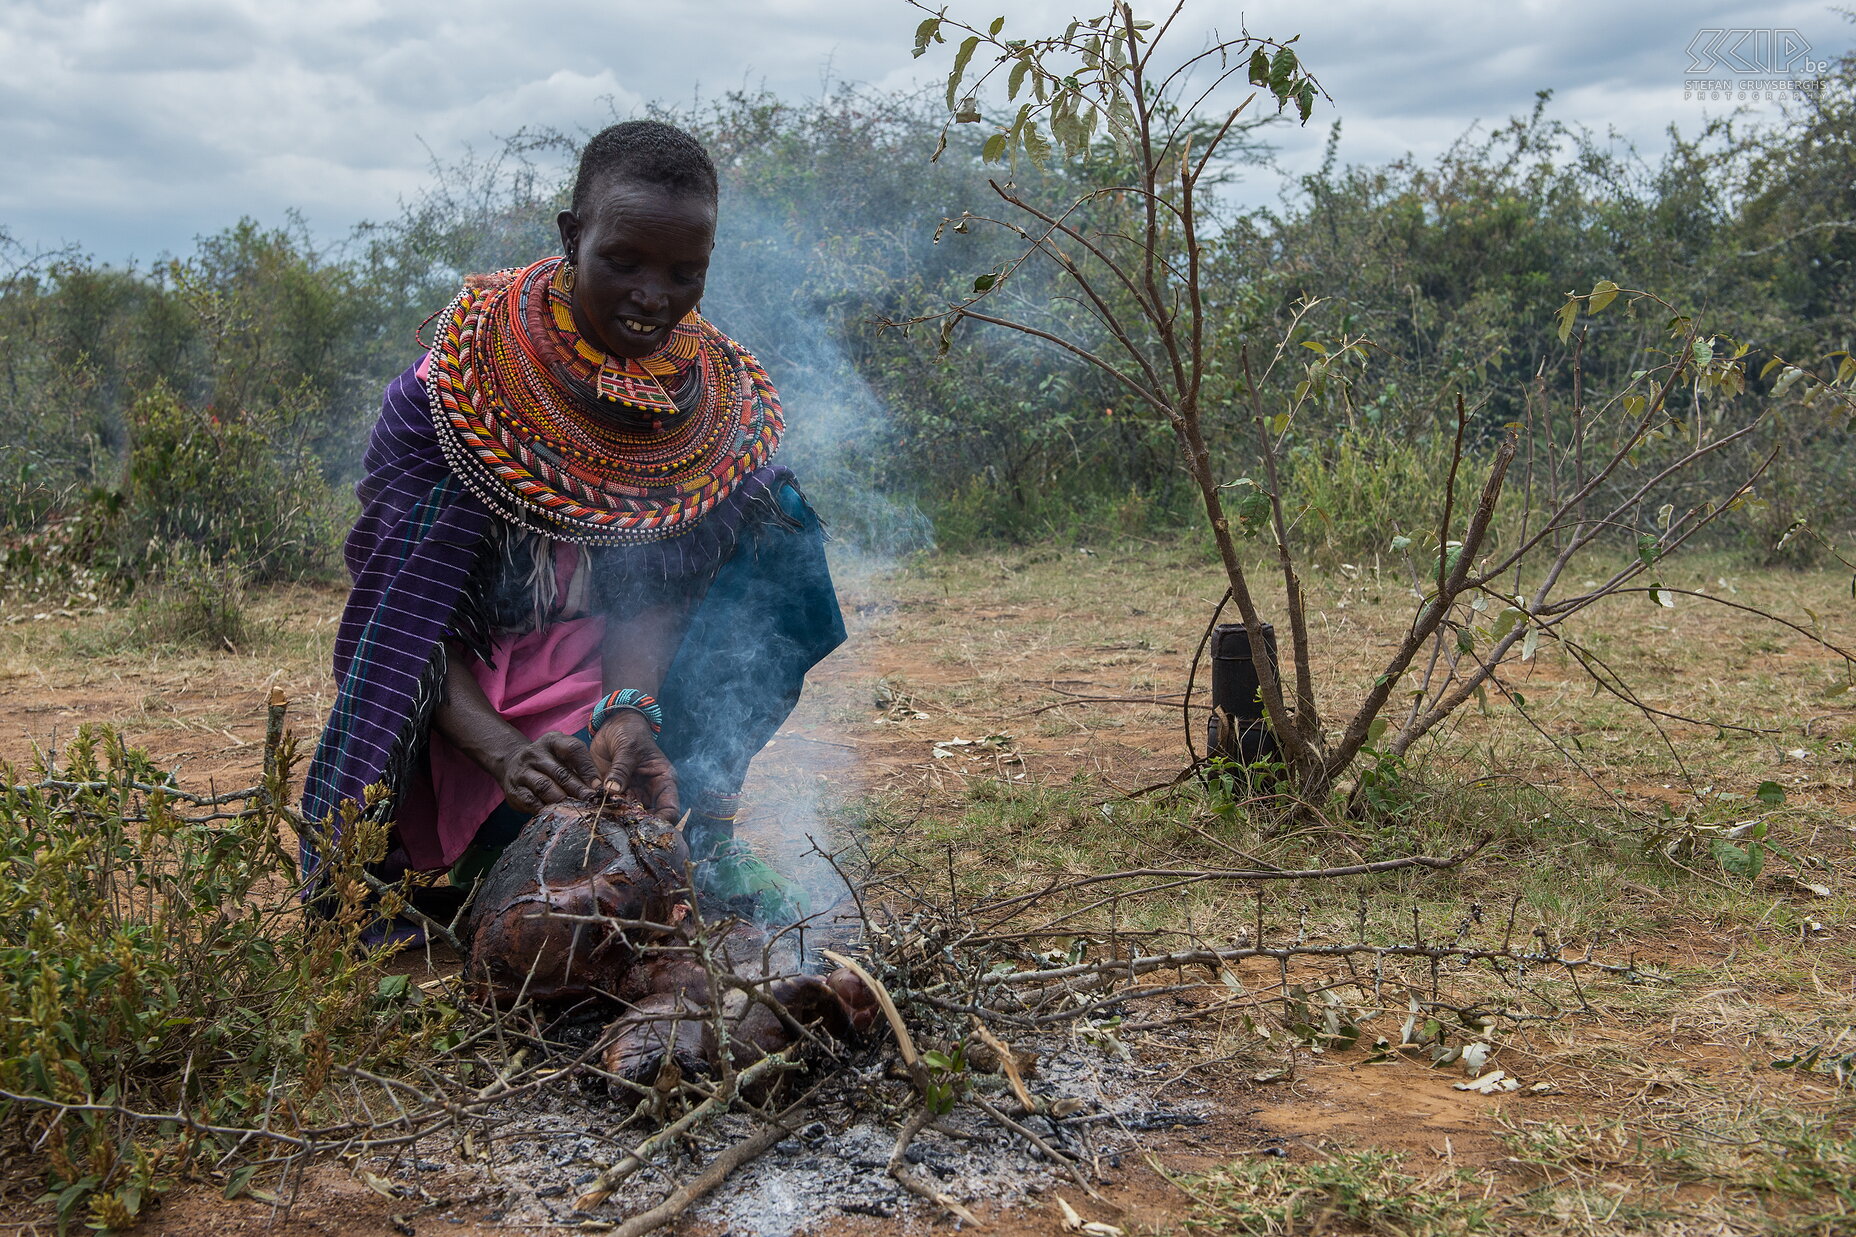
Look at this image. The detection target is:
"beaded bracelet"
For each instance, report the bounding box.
[589,688,664,736]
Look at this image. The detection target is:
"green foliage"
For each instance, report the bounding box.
[919,1043,969,1115]
[113,384,338,583]
[1282,425,1495,557]
[2,17,1854,560]
[0,729,433,1230]
[914,3,1316,170]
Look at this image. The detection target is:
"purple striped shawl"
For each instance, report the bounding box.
[301,361,791,868]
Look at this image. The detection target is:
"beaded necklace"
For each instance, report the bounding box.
[426,257,782,546]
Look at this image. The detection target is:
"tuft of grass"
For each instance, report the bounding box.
[1178,1150,1495,1236]
[71,545,268,654]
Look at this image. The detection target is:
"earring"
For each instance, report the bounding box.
[561,259,576,293]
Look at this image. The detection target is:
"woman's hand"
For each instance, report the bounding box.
[492,730,600,814]
[590,711,680,821]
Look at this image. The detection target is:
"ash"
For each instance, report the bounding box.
[391,1033,1201,1233]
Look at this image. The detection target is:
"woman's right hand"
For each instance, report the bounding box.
[491,730,600,814]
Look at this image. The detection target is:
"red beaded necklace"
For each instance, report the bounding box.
[426,257,782,545]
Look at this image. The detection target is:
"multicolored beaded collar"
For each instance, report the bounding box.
[425,257,783,546]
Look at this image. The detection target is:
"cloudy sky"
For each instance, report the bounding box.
[0,0,1845,265]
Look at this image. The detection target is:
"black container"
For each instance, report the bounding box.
[1206,622,1281,767]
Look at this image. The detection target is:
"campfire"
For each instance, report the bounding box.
[364,790,1637,1234]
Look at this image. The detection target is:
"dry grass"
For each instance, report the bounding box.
[0,539,1850,1233]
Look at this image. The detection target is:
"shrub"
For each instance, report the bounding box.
[1282,425,1498,558]
[0,729,438,1231]
[112,384,340,584]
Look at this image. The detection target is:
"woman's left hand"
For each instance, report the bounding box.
[590,711,680,821]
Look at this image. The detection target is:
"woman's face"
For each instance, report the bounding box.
[556,179,715,360]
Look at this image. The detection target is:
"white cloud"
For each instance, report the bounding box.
[0,0,1845,261]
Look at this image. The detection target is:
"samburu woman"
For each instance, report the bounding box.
[303,121,841,938]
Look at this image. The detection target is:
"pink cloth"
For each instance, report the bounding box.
[392,539,607,870]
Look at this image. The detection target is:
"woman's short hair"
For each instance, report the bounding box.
[571,120,718,215]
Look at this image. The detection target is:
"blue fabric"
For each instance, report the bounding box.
[463,482,845,852]
[302,359,811,874]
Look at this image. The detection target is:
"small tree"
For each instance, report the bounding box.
[902,1,1856,806]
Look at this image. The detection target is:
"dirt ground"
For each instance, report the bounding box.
[1,543,1852,1235]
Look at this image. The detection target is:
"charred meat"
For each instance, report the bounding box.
[462,797,876,1092]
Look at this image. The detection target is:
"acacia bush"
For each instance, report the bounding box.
[112,385,339,584]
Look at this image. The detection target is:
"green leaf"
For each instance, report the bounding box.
[1296,81,1315,123]
[913,16,941,59]
[1107,92,1135,145]
[1648,584,1675,608]
[224,1166,256,1201]
[1711,837,1765,879]
[1247,47,1270,86]
[1755,780,1786,807]
[982,132,1008,162]
[1522,626,1540,661]
[1456,627,1474,654]
[1268,46,1298,96]
[988,15,1005,35]
[1008,58,1030,100]
[1636,534,1659,568]
[1366,717,1388,742]
[1554,299,1578,344]
[1588,279,1620,313]
[922,1049,955,1072]
[948,35,981,109]
[1771,365,1806,398]
[1491,607,1525,640]
[1389,534,1413,553]
[1022,119,1052,167]
[972,272,997,293]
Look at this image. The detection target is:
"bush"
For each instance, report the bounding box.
[112,385,340,584]
[0,729,436,1231]
[1282,425,1505,559]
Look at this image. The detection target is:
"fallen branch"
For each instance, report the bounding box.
[574,1050,800,1209]
[972,1093,1103,1202]
[974,936,1652,991]
[599,1107,809,1237]
[821,948,924,1080]
[889,1108,983,1228]
[973,838,1489,921]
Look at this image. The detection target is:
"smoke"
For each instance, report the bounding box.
[695,193,936,915]
[393,107,964,912]
[705,198,936,563]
